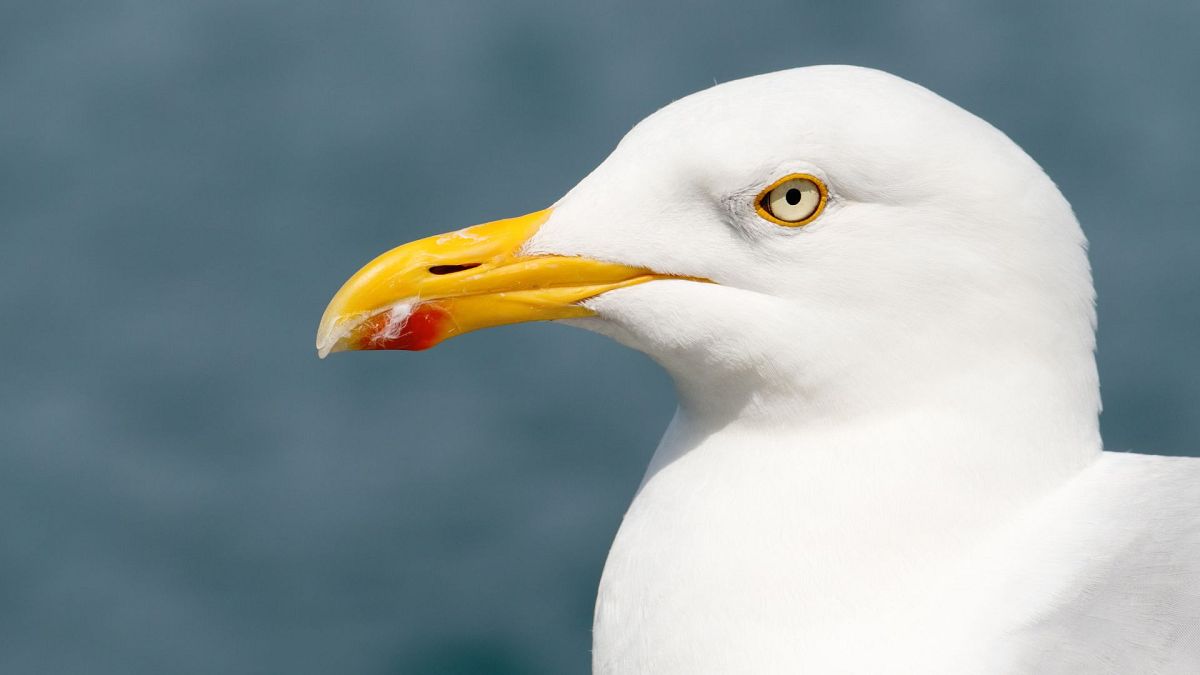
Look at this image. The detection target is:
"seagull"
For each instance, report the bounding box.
[317,66,1199,674]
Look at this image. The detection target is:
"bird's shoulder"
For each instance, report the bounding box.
[961,452,1200,674]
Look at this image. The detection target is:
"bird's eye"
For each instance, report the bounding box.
[755,174,827,226]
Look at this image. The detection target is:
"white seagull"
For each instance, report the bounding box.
[317,66,1200,674]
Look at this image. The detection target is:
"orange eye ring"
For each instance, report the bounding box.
[754,173,828,227]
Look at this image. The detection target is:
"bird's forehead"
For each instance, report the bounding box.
[659,70,930,135]
[605,67,968,189]
[580,67,1027,217]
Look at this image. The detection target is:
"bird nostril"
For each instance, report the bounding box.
[428,263,481,276]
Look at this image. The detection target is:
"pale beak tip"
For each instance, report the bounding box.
[315,314,353,360]
[315,338,336,360]
[316,334,353,360]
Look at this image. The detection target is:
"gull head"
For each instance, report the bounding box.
[318,65,1099,432]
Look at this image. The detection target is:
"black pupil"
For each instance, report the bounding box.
[785,188,803,205]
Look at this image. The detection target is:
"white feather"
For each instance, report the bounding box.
[521,66,1197,673]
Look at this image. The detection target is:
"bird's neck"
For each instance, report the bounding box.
[594,350,1101,671]
[651,292,1104,498]
[652,343,1102,532]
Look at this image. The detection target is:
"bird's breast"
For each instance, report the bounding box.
[591,431,948,673]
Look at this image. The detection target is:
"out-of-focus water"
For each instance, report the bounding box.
[2,1,1197,673]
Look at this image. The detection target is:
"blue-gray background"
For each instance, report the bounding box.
[3,1,1198,673]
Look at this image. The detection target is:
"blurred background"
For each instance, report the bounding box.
[2,1,1198,673]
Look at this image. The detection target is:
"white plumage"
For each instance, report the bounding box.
[512,66,1200,673]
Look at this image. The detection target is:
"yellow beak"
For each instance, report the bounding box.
[316,208,667,357]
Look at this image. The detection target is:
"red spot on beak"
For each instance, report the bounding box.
[356,303,451,352]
